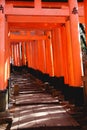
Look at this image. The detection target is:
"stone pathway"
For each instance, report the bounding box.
[10,72,80,130]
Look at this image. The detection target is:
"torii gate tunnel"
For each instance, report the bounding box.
[0,0,87,111]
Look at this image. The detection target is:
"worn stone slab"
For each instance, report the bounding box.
[10,73,81,130]
[15,93,59,106]
[12,105,81,130]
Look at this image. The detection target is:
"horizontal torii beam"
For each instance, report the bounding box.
[8,23,61,31]
[7,16,66,23]
[5,2,68,8]
[5,1,83,8]
[5,4,84,16]
[10,34,47,42]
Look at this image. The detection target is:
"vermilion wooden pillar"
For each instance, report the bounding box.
[52,29,58,76]
[42,40,46,73]
[16,44,18,66]
[26,42,30,67]
[68,0,82,86]
[61,24,68,85]
[65,19,75,86]
[45,31,54,76]
[28,41,32,67]
[5,19,10,86]
[56,27,64,77]
[21,42,26,66]
[52,28,62,77]
[11,44,14,65]
[10,44,12,64]
[16,44,20,66]
[5,22,11,110]
[43,40,46,73]
[33,40,39,70]
[0,1,5,90]
[29,41,33,68]
[13,44,16,66]
[52,27,64,77]
[14,44,17,66]
[18,43,22,66]
[37,40,46,73]
[31,40,36,69]
[19,42,22,66]
[34,0,41,8]
[0,0,9,111]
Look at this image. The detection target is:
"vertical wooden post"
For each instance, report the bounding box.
[26,42,30,68]
[31,40,36,69]
[19,42,22,66]
[65,19,75,86]
[43,40,46,73]
[22,42,26,66]
[5,19,9,83]
[35,41,40,70]
[52,29,58,76]
[68,0,82,86]
[51,27,64,90]
[0,0,5,90]
[45,31,54,76]
[56,27,64,77]
[61,24,68,85]
[26,42,29,67]
[29,41,33,68]
[34,0,41,9]
[14,44,17,66]
[16,44,20,66]
[18,43,21,66]
[12,44,13,65]
[0,0,9,112]
[28,41,32,67]
[34,41,38,69]
[5,21,10,109]
[11,44,14,65]
[52,28,63,77]
[37,40,46,72]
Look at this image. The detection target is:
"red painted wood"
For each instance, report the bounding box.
[68,0,82,86]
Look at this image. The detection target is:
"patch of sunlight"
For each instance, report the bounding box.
[17,99,32,102]
[33,112,49,117]
[48,110,66,114]
[19,114,34,120]
[34,105,44,107]
[20,110,33,114]
[13,117,19,123]
[34,106,48,110]
[66,108,71,112]
[11,125,18,130]
[20,105,33,109]
[19,120,36,127]
[36,117,50,123]
[48,105,63,109]
[19,112,49,120]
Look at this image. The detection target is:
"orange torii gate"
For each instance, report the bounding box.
[0,0,87,111]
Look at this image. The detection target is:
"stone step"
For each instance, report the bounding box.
[10,72,81,130]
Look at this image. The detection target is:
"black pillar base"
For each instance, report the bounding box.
[0,89,8,112]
